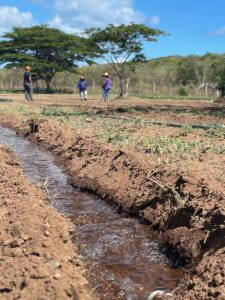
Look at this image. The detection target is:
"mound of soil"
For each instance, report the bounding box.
[0,114,225,299]
[0,144,91,300]
[176,248,225,299]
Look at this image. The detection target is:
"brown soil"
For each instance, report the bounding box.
[2,93,225,124]
[0,144,91,300]
[1,94,225,299]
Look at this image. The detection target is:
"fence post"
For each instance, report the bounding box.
[169,84,172,96]
[152,81,156,95]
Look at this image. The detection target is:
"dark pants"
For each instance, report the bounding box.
[24,83,34,101]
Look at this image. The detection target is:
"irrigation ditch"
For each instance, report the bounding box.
[0,114,225,299]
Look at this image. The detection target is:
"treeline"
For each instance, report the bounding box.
[1,53,224,98]
[1,24,225,98]
[79,53,224,97]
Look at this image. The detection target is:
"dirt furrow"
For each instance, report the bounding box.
[0,143,91,300]
[0,114,225,299]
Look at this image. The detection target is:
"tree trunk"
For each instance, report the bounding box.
[216,89,220,97]
[204,83,208,96]
[214,87,225,102]
[169,84,172,96]
[118,76,126,98]
[152,81,156,95]
[112,79,116,91]
[73,84,76,95]
[44,78,53,92]
[124,78,130,97]
[92,79,95,92]
[139,82,143,94]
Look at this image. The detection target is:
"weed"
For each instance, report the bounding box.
[42,107,65,117]
[200,143,225,154]
[178,125,193,137]
[0,105,38,118]
[95,130,131,144]
[177,86,188,96]
[205,128,225,140]
[79,243,87,253]
[41,107,98,118]
[215,171,225,183]
[17,106,36,116]
[213,146,225,154]
[139,137,198,155]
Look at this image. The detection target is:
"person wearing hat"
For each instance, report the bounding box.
[23,65,34,101]
[101,73,112,102]
[77,76,88,101]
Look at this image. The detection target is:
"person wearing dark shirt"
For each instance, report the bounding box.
[77,76,88,101]
[23,65,34,101]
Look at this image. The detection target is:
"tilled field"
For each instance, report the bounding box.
[1,94,225,299]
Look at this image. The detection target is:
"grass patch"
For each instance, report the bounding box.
[178,125,193,137]
[94,131,131,144]
[205,128,225,140]
[131,93,215,101]
[139,137,199,155]
[1,105,225,157]
[0,90,23,94]
[0,105,39,119]
[41,107,95,118]
[200,144,225,154]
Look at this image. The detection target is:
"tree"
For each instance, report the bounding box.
[86,23,166,98]
[0,25,100,91]
[177,56,201,86]
[210,54,225,98]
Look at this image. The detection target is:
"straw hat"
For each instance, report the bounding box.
[80,76,85,79]
[102,72,109,77]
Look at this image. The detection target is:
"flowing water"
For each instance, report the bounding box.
[0,126,182,299]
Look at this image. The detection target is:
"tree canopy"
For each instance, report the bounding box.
[210,54,225,97]
[86,23,167,97]
[0,25,100,90]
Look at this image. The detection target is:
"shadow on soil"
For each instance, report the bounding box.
[112,105,225,118]
[43,102,225,118]
[0,98,13,103]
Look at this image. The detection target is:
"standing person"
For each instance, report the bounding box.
[101,73,112,102]
[23,65,34,101]
[77,76,88,101]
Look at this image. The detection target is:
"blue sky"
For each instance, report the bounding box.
[0,0,225,59]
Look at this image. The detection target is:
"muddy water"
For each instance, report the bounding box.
[0,126,183,299]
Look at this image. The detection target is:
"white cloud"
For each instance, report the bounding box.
[212,26,225,36]
[0,1,157,37]
[49,15,81,34]
[0,6,34,35]
[150,16,160,26]
[49,0,145,33]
